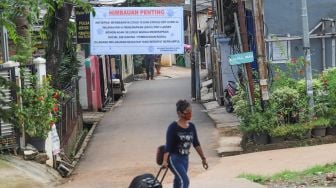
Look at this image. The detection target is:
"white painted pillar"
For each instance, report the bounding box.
[33,57,53,166]
[33,57,46,85]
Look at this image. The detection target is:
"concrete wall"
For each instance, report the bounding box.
[264,0,336,71]
[121,55,134,82]
[62,115,83,157]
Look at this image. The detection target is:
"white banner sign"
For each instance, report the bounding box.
[90,7,184,55]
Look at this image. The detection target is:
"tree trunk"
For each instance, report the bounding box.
[14,10,32,64]
[45,3,73,89]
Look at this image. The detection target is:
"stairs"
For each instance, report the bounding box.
[202,100,243,157]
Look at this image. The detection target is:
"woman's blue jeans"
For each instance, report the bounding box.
[169,154,189,188]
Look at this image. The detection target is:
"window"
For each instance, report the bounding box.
[267,35,291,64]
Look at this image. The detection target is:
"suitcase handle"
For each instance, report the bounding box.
[155,167,168,184]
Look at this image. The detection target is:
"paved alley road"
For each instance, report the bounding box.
[59,67,220,188]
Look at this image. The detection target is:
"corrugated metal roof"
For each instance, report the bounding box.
[89,0,212,12]
[155,0,212,12]
[89,0,127,5]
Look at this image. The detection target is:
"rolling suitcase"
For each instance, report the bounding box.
[129,167,168,188]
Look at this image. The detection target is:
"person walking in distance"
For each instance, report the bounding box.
[154,54,162,75]
[162,99,208,188]
[144,54,155,80]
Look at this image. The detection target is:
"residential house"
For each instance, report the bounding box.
[209,0,336,105]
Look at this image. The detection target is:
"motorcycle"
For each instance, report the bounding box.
[223,81,237,113]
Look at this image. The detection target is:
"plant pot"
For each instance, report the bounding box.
[253,133,269,145]
[270,136,285,143]
[326,127,336,135]
[311,127,326,137]
[27,137,45,152]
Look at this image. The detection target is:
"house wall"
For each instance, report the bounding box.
[197,13,209,33]
[264,0,336,71]
[264,0,336,35]
[78,51,88,109]
[62,114,83,157]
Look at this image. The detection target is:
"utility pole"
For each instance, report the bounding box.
[301,0,314,115]
[237,0,255,107]
[191,0,201,100]
[252,0,269,104]
[234,13,254,113]
[0,9,9,63]
[0,26,9,63]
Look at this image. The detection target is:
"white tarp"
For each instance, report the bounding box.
[51,124,60,155]
[90,7,184,55]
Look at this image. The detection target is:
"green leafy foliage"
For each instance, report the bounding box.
[240,163,336,185]
[241,111,276,135]
[309,117,330,128]
[127,0,157,6]
[234,55,336,138]
[320,68,336,117]
[270,123,311,139]
[0,2,18,44]
[238,174,266,184]
[233,84,277,135]
[40,0,92,88]
[271,57,305,90]
[58,21,81,88]
[270,86,306,124]
[14,76,64,139]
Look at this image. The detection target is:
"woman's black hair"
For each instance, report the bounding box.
[176,99,191,113]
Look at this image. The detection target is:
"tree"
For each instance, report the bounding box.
[41,0,91,88]
[0,0,91,126]
[127,0,156,6]
[0,1,20,124]
[2,0,91,83]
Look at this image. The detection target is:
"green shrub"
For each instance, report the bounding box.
[270,86,306,124]
[239,111,277,135]
[270,124,311,139]
[14,76,64,139]
[309,117,330,128]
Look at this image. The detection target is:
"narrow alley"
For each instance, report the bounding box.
[59,66,220,188]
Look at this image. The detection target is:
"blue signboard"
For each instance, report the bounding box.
[229,52,254,65]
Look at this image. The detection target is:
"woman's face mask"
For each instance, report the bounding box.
[183,111,192,120]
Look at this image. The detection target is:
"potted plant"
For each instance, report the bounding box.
[270,86,304,124]
[326,116,336,135]
[320,68,336,135]
[288,123,312,140]
[15,76,63,151]
[234,84,277,145]
[310,117,330,137]
[269,125,287,143]
[249,112,276,145]
[270,123,311,143]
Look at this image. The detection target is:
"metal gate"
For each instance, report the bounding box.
[0,67,16,149]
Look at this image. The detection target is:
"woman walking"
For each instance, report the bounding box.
[162,99,208,188]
